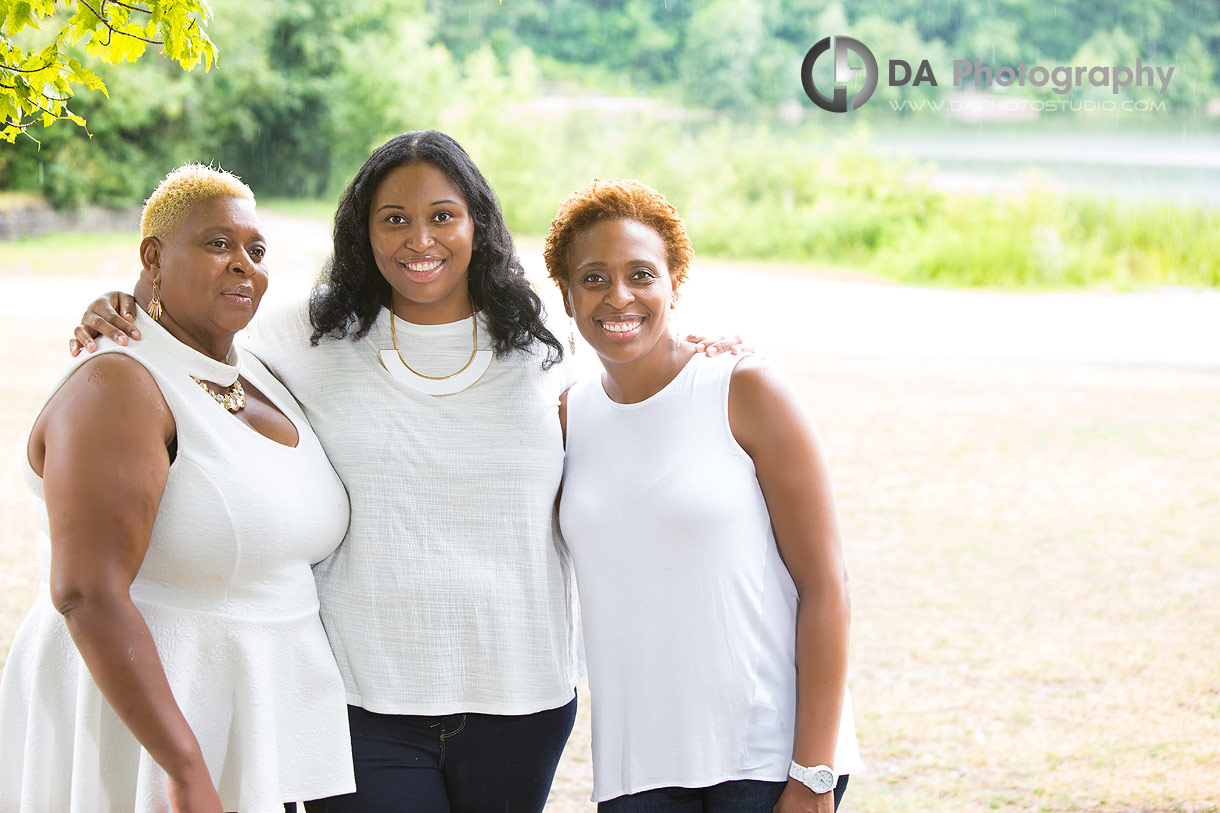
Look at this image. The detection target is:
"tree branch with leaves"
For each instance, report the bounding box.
[1,0,216,144]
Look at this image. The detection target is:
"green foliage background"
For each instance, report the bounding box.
[2,0,1218,288]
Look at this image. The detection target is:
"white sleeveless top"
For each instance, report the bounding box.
[0,310,355,812]
[560,352,864,801]
[246,298,581,715]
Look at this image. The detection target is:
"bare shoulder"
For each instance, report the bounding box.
[55,353,169,412]
[728,354,798,407]
[727,356,809,453]
[35,354,174,453]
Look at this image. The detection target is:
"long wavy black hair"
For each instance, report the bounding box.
[308,130,563,369]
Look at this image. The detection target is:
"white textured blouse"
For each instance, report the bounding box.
[247,297,581,715]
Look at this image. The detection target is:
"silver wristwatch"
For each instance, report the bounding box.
[789,760,835,794]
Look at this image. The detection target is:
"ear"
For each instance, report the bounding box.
[562,290,574,319]
[139,236,162,284]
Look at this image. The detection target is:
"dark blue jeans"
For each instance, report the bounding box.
[598,775,849,812]
[303,694,577,813]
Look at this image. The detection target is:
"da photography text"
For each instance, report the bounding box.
[801,35,1176,113]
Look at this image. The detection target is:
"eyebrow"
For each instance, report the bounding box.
[577,259,656,269]
[200,225,266,242]
[375,199,461,212]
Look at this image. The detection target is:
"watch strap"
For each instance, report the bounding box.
[789,760,836,793]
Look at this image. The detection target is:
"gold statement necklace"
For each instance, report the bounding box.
[380,311,494,397]
[192,377,246,413]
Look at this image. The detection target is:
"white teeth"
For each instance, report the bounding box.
[404,259,442,272]
[601,319,641,333]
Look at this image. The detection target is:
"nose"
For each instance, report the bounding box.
[231,249,253,274]
[604,277,634,309]
[405,221,435,250]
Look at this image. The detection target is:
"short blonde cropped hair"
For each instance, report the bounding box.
[140,163,255,240]
[543,178,693,300]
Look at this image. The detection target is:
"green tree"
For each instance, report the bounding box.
[679,0,766,110]
[1,0,216,143]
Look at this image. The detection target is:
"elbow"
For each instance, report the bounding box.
[840,566,852,621]
[49,579,89,619]
[795,564,851,622]
[49,576,124,622]
[824,566,852,625]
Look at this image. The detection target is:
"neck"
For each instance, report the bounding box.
[136,292,235,365]
[599,332,696,404]
[390,292,473,326]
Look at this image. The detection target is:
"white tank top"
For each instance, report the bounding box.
[560,352,863,801]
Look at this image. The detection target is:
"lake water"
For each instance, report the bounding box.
[854,118,1220,206]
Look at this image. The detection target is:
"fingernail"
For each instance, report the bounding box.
[131,329,141,339]
[115,334,128,345]
[707,346,719,355]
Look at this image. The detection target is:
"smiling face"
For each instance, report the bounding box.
[566,217,680,367]
[143,195,268,356]
[368,161,476,325]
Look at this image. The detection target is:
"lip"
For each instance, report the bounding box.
[594,314,646,342]
[221,285,255,306]
[397,256,445,284]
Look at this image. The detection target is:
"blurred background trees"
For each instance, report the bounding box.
[2,0,1218,287]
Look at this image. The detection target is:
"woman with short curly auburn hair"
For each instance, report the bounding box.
[543,177,693,301]
[549,178,864,812]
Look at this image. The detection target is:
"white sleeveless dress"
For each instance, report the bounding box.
[0,310,355,812]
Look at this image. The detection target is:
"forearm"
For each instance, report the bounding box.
[60,592,210,782]
[791,580,851,771]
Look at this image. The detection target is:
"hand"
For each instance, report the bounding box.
[686,332,753,357]
[167,766,223,813]
[773,779,835,813]
[69,292,142,356]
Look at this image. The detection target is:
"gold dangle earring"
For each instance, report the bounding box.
[148,279,163,322]
[568,317,576,354]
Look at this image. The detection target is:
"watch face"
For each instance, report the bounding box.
[811,768,835,793]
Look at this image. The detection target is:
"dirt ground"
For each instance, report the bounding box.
[1,226,1217,811]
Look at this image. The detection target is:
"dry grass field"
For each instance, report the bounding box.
[1,227,1217,811]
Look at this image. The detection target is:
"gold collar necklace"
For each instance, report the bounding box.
[390,307,478,380]
[380,311,494,397]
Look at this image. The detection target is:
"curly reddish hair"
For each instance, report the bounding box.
[543,178,694,299]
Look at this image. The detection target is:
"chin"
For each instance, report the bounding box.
[584,337,652,366]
